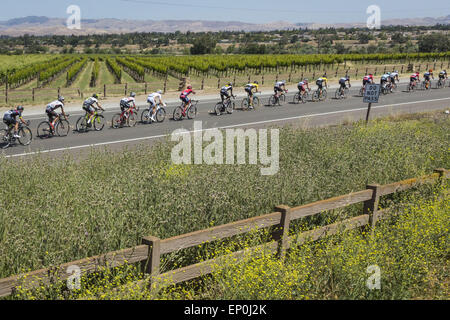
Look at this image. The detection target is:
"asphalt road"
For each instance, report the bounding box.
[2,82,450,159]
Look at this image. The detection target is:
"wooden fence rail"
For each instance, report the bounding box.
[0,168,447,297]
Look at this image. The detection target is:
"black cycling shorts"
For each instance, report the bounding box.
[3,116,16,126]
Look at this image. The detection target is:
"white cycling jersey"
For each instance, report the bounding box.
[84,97,98,107]
[47,100,64,111]
[275,81,285,88]
[381,74,390,80]
[147,92,162,105]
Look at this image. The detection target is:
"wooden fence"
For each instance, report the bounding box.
[0,168,448,297]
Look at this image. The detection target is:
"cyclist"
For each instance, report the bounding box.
[438,70,447,85]
[83,93,104,126]
[274,80,287,99]
[390,70,400,84]
[220,83,235,103]
[297,79,310,98]
[315,75,328,98]
[410,72,420,88]
[380,72,391,91]
[120,92,137,118]
[180,85,196,113]
[147,90,167,122]
[423,69,434,89]
[244,81,259,109]
[45,96,68,131]
[3,105,27,138]
[338,76,351,96]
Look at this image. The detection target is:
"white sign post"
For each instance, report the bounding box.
[363,84,380,123]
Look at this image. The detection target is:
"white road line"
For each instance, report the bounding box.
[3,96,450,159]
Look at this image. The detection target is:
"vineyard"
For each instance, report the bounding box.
[1,52,450,106]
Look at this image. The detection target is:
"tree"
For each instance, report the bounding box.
[190,34,217,55]
[418,33,450,52]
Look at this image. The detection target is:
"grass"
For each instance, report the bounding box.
[0,110,448,282]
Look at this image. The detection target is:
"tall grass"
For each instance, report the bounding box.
[0,112,448,280]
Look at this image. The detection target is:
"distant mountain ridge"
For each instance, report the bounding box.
[0,15,449,36]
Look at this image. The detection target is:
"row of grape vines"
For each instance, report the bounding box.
[66,57,88,86]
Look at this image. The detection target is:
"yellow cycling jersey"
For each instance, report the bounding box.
[245,83,259,92]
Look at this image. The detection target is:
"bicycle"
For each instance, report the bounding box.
[173,100,198,121]
[0,122,32,149]
[141,103,166,124]
[335,85,350,99]
[311,88,327,102]
[76,110,105,133]
[421,80,432,91]
[214,96,235,116]
[293,89,310,104]
[268,90,287,107]
[407,81,418,92]
[37,113,70,139]
[112,105,139,129]
[241,92,260,110]
[381,82,391,95]
[436,78,447,89]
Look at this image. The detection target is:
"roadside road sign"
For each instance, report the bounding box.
[363,84,381,104]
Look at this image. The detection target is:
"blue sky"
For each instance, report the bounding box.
[1,0,448,24]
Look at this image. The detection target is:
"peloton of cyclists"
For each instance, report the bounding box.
[45,96,68,131]
[83,93,105,126]
[147,90,167,122]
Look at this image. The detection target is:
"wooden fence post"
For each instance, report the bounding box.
[274,205,291,260]
[57,87,60,98]
[141,236,161,276]
[201,78,204,90]
[125,83,128,96]
[32,88,35,102]
[363,184,381,228]
[5,76,8,104]
[145,83,148,95]
[217,78,220,89]
[104,84,107,98]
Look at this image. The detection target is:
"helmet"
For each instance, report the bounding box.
[58,96,65,102]
[157,90,163,94]
[429,69,433,72]
[254,81,259,84]
[394,70,399,73]
[17,105,24,111]
[130,92,136,97]
[228,82,233,86]
[187,85,192,89]
[93,93,99,99]
[322,74,327,77]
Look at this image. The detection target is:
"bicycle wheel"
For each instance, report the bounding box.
[312,91,319,102]
[156,108,166,122]
[141,109,151,124]
[94,115,105,131]
[173,106,184,121]
[279,94,286,104]
[18,126,32,146]
[241,98,249,110]
[226,101,234,114]
[359,87,364,96]
[335,89,342,99]
[321,89,327,100]
[37,121,52,139]
[111,114,123,129]
[127,113,137,127]
[253,96,260,108]
[268,95,277,107]
[293,93,300,104]
[214,102,223,116]
[187,105,197,119]
[344,87,349,97]
[0,129,10,149]
[56,119,70,137]
[76,116,88,133]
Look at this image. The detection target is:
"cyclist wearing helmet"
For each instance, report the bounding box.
[244,81,259,109]
[120,92,137,117]
[83,93,104,126]
[147,90,166,122]
[410,72,420,87]
[45,96,68,131]
[3,106,27,138]
[363,74,374,86]
[274,80,287,99]
[297,79,310,96]
[339,76,351,93]
[315,75,328,97]
[390,70,399,84]
[220,83,235,103]
[180,85,196,110]
[439,70,447,81]
[423,70,434,89]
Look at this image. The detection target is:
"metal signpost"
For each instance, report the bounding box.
[363,84,381,123]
